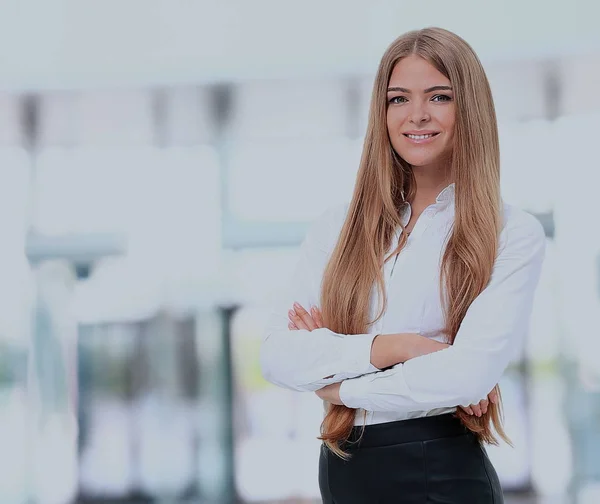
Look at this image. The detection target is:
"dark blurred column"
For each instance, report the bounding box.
[191,82,239,504]
[195,306,238,504]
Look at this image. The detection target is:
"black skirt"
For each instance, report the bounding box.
[319,413,504,504]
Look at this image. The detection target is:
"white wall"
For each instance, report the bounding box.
[0,0,599,90]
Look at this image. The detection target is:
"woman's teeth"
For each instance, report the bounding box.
[406,133,437,140]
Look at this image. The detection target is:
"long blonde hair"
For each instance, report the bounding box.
[318,27,507,459]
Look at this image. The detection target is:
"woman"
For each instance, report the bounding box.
[260,27,545,503]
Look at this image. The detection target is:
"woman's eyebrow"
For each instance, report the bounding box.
[387,85,453,93]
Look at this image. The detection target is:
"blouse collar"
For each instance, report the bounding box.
[435,183,455,203]
[400,182,455,212]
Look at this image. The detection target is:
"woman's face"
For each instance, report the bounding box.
[386,55,456,170]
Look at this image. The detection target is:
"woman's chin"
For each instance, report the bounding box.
[402,157,437,168]
[399,151,449,169]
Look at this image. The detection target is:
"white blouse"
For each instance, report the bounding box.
[260,183,546,426]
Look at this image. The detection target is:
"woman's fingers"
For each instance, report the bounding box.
[470,399,488,417]
[293,303,318,330]
[488,386,499,404]
[479,398,489,415]
[288,303,318,331]
[288,309,309,330]
[461,398,488,417]
[311,306,324,328]
[288,303,324,331]
[460,405,474,415]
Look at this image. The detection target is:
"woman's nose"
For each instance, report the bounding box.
[409,103,430,124]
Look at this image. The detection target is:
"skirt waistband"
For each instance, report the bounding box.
[344,413,470,449]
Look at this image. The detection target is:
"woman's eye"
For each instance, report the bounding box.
[432,94,452,102]
[389,96,407,104]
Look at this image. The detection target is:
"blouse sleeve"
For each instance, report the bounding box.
[260,204,380,392]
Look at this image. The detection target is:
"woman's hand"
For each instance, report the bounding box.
[460,386,498,417]
[288,302,324,331]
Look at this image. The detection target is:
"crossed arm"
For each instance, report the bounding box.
[288,303,496,417]
[260,205,546,416]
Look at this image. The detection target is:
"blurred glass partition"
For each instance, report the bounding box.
[553,113,600,504]
[0,146,33,503]
[77,322,138,498]
[29,261,80,504]
[196,307,236,504]
[78,313,194,500]
[230,304,323,503]
[564,362,600,502]
[77,308,235,503]
[0,340,29,503]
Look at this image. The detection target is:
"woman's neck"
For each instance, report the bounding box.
[410,177,452,212]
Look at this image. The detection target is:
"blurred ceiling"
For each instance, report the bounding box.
[0,0,599,90]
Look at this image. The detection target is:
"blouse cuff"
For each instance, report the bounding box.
[339,367,412,411]
[337,332,379,376]
[339,376,371,409]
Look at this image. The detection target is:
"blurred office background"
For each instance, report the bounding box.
[0,1,599,503]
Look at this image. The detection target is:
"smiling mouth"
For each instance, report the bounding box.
[403,133,440,140]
